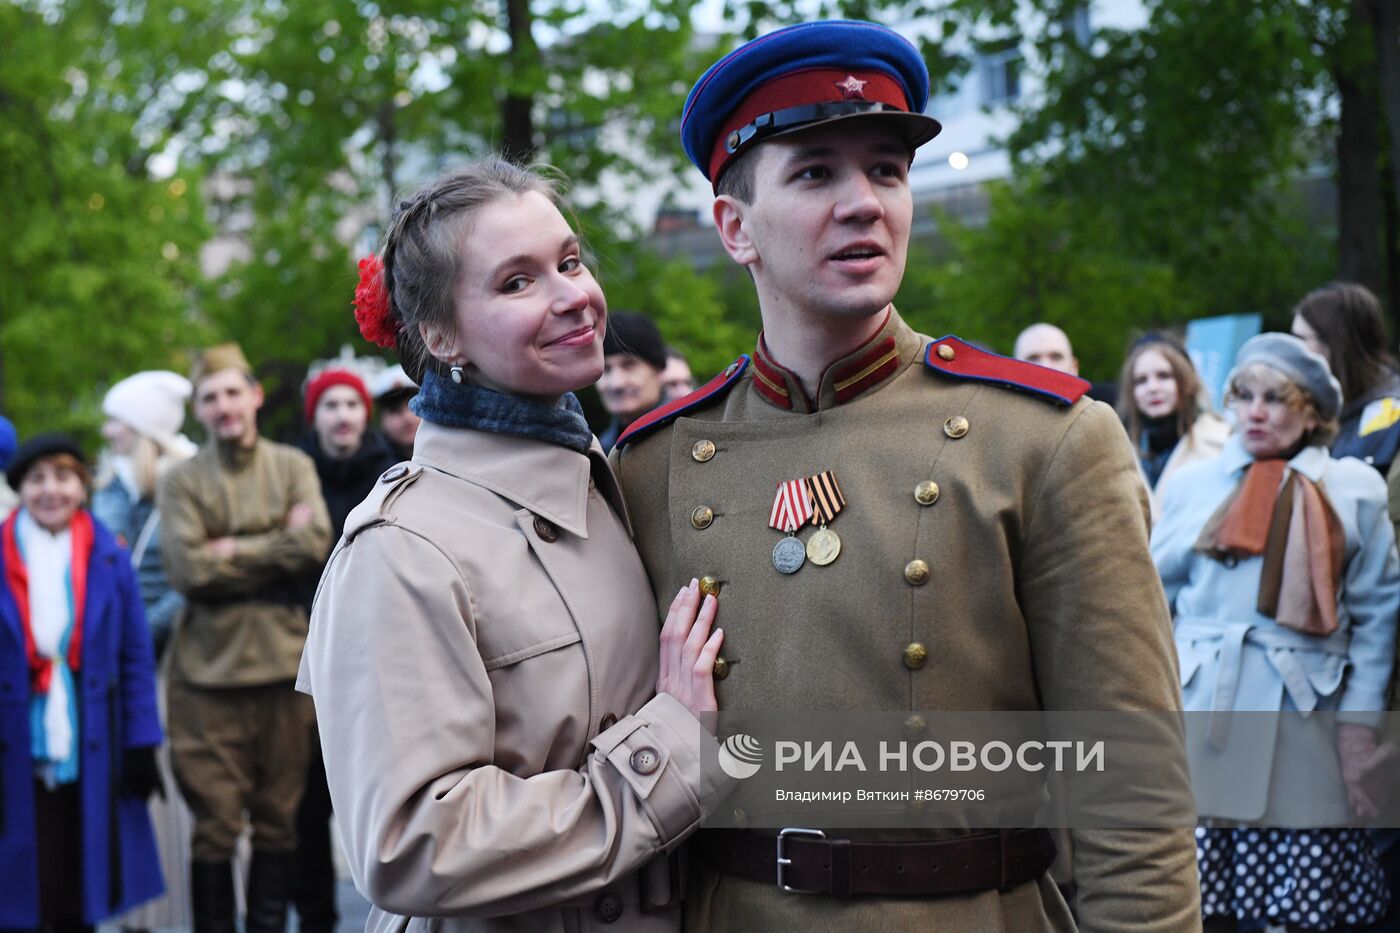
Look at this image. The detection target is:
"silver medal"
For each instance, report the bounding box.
[772,535,806,574]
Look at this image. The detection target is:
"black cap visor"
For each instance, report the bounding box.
[718,102,941,185]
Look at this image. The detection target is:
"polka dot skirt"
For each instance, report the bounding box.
[1196,826,1389,929]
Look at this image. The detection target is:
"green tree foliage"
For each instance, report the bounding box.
[919,0,1385,367]
[189,0,720,420]
[0,1,214,439]
[895,177,1182,381]
[2,0,721,439]
[7,0,1392,438]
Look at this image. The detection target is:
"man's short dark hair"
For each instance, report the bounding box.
[715,146,760,204]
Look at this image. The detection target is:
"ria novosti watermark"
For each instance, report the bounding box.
[695,711,1400,831]
[720,734,1104,779]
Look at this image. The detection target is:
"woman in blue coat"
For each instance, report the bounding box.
[0,434,164,931]
[1152,335,1400,931]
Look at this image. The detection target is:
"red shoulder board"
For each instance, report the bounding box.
[925,336,1089,407]
[615,355,750,450]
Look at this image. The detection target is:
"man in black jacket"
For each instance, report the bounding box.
[293,365,396,933]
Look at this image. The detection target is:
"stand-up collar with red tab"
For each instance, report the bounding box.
[751,307,920,413]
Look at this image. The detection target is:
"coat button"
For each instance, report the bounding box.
[629,746,661,775]
[903,642,929,670]
[380,465,408,483]
[533,516,559,542]
[691,439,716,462]
[698,575,721,598]
[943,415,969,439]
[712,657,730,680]
[691,506,714,530]
[914,481,940,506]
[594,891,624,924]
[937,344,956,361]
[904,559,930,586]
[599,713,618,731]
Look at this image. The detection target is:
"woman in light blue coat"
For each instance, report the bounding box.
[1152,333,1399,932]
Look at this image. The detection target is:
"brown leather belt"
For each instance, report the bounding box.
[695,827,1057,898]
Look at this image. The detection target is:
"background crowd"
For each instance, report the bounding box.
[2,276,1400,933]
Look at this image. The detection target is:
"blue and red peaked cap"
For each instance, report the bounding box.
[681,20,942,189]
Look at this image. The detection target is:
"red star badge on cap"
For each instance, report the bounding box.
[834,75,868,100]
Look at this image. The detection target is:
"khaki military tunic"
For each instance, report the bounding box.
[158,437,331,860]
[612,310,1200,932]
[298,422,729,932]
[159,438,331,687]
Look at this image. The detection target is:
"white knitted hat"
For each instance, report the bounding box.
[103,370,193,453]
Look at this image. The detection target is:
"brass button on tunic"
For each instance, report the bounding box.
[902,642,928,670]
[943,415,969,439]
[691,506,714,529]
[699,575,722,598]
[691,439,716,462]
[914,481,940,506]
[712,657,730,680]
[904,559,930,586]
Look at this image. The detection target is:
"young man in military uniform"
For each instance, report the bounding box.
[611,21,1200,931]
[160,344,332,933]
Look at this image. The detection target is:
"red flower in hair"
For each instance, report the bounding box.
[353,254,397,348]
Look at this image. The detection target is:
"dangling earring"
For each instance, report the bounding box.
[449,364,465,385]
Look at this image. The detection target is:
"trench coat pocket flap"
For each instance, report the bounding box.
[1304,653,1349,699]
[481,632,582,671]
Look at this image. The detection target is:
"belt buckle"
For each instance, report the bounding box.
[776,827,826,893]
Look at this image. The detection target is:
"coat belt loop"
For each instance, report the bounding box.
[998,829,1014,889]
[828,838,851,897]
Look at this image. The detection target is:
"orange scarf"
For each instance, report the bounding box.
[1,510,93,694]
[1195,459,1344,635]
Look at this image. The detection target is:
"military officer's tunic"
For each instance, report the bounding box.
[611,310,1200,932]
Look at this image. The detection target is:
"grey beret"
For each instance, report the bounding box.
[1229,333,1342,420]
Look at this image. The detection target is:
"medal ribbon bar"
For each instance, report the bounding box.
[806,471,846,525]
[769,479,814,533]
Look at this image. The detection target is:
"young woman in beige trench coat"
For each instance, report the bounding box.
[297,159,729,933]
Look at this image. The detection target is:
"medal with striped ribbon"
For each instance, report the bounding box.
[769,478,813,573]
[805,470,845,566]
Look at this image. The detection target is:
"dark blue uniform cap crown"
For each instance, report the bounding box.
[681,20,941,185]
